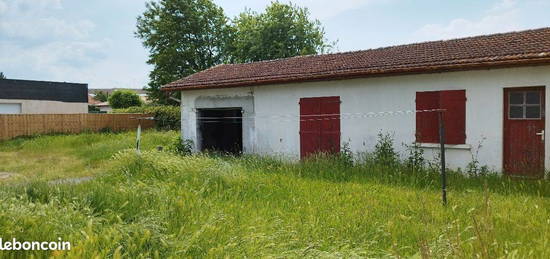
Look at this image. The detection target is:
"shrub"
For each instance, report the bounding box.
[169,136,194,156]
[466,137,489,176]
[372,132,399,167]
[88,105,100,113]
[404,142,426,172]
[339,141,354,167]
[108,90,142,109]
[94,90,109,102]
[113,105,180,130]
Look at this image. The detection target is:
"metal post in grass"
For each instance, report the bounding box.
[438,111,447,206]
[136,118,142,154]
[131,116,155,155]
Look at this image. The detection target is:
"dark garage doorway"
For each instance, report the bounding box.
[198,108,243,154]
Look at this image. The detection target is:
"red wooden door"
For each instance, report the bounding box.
[503,87,545,178]
[300,96,340,158]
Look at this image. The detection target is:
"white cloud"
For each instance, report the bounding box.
[1,17,95,40]
[490,0,516,13]
[0,1,7,14]
[0,39,147,88]
[2,0,62,12]
[0,0,94,40]
[412,0,524,42]
[219,0,383,20]
[292,0,376,19]
[0,39,106,76]
[0,0,149,89]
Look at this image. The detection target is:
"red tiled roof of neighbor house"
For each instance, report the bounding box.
[163,27,550,91]
[88,95,102,105]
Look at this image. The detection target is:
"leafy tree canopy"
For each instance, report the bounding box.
[136,0,333,105]
[108,90,143,109]
[136,0,232,105]
[94,91,109,102]
[229,2,333,63]
[0,72,6,79]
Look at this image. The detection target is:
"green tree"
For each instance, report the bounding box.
[229,2,333,63]
[94,91,109,102]
[88,105,101,113]
[136,0,232,105]
[108,90,142,109]
[0,72,6,79]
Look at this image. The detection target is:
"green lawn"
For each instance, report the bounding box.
[0,130,178,183]
[0,132,548,258]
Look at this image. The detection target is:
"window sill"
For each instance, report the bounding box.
[416,143,471,150]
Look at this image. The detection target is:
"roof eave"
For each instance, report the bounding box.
[161,57,550,92]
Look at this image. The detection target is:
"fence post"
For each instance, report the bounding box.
[0,115,5,140]
[438,111,447,206]
[136,119,142,154]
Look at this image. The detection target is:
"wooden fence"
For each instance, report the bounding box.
[0,114,155,141]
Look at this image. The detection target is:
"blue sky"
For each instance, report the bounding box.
[0,0,549,89]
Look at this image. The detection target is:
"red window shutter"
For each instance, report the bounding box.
[439,90,466,144]
[319,97,340,154]
[416,91,440,143]
[300,98,321,158]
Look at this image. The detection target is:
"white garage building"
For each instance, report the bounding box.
[164,28,550,178]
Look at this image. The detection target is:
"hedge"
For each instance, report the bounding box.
[113,105,180,130]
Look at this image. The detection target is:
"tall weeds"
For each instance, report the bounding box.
[0,133,547,257]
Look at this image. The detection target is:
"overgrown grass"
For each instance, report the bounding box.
[0,130,178,183]
[0,137,548,257]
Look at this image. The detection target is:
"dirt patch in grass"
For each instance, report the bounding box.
[0,172,19,180]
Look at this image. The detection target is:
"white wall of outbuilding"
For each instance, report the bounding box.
[181,65,550,171]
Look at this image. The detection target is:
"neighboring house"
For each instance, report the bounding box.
[87,95,111,113]
[163,27,550,178]
[95,102,112,113]
[0,79,88,114]
[88,95,102,106]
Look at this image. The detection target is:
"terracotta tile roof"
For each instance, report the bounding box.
[88,95,101,105]
[163,27,550,91]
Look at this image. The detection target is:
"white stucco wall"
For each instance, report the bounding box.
[0,99,88,114]
[181,87,256,153]
[181,65,550,171]
[98,106,113,113]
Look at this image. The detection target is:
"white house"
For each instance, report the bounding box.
[94,102,113,113]
[163,27,550,178]
[0,79,88,114]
